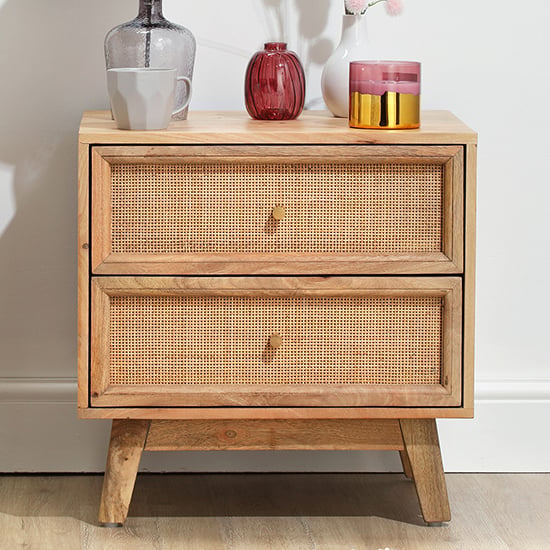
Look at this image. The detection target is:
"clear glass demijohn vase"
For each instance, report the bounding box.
[104,0,196,120]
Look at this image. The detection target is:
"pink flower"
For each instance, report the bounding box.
[345,0,370,15]
[385,0,403,16]
[344,0,404,16]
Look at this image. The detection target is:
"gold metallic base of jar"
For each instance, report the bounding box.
[349,91,420,129]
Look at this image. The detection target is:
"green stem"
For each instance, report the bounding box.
[366,0,387,10]
[345,0,387,15]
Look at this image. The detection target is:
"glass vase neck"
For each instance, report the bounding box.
[138,0,164,21]
[264,42,287,52]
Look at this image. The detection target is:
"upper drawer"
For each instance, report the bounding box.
[90,145,463,275]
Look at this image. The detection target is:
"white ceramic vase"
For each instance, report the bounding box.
[321,14,369,118]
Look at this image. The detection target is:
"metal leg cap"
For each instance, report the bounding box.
[101,522,124,528]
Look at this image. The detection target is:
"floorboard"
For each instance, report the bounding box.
[0,474,548,549]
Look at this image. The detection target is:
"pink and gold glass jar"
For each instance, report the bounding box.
[349,61,421,129]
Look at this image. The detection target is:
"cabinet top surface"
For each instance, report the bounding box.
[79,110,477,145]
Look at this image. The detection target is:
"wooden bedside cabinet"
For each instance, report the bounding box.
[78,110,477,526]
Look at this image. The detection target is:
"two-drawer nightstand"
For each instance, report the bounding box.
[78,110,477,526]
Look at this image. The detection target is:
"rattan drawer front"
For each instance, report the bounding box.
[91,146,463,275]
[90,276,462,408]
[108,295,442,386]
[110,163,441,254]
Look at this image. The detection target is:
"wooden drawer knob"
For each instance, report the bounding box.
[269,334,283,349]
[272,206,286,221]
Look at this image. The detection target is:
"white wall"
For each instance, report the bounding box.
[1,0,549,472]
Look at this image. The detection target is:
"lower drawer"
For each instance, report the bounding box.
[90,276,462,408]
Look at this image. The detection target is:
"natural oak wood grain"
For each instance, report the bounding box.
[400,449,414,479]
[90,281,111,402]
[78,406,475,421]
[93,257,457,277]
[400,419,451,524]
[446,149,465,273]
[90,144,464,276]
[77,142,90,410]
[79,111,475,419]
[90,148,113,274]
[463,143,478,412]
[89,276,462,409]
[95,417,449,526]
[92,274,461,295]
[93,143,463,161]
[77,110,477,526]
[98,420,150,525]
[92,385,456,410]
[79,110,478,145]
[144,419,405,451]
[96,417,449,526]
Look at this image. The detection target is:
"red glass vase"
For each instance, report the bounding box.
[245,42,305,120]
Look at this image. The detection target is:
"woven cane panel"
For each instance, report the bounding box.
[109,295,442,386]
[110,162,443,255]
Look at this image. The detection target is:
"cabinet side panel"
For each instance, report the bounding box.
[77,141,90,410]
[463,143,477,413]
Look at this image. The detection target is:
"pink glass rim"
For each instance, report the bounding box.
[350,60,421,96]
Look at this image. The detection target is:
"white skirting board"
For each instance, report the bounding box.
[0,378,549,473]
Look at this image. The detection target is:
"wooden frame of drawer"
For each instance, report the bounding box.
[89,276,462,410]
[90,145,464,275]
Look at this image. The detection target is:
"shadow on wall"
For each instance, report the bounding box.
[260,0,333,107]
[292,0,333,71]
[0,0,134,379]
[0,0,333,380]
[260,0,332,57]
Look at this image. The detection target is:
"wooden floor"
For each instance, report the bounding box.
[0,473,548,549]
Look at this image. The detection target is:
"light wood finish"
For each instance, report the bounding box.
[90,148,113,276]
[78,405,475,420]
[77,141,90,410]
[94,257,457,276]
[97,418,446,525]
[144,419,405,451]
[463,143,478,412]
[269,333,283,349]
[89,276,462,409]
[92,274,461,295]
[78,110,476,417]
[90,144,463,276]
[99,417,423,524]
[79,110,478,144]
[1,474,548,548]
[271,206,285,221]
[98,420,150,525]
[90,280,110,402]
[400,449,414,479]
[78,110,477,526]
[400,419,451,524]
[446,148,464,274]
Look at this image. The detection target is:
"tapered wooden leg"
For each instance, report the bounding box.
[399,419,451,524]
[399,449,414,479]
[98,419,150,526]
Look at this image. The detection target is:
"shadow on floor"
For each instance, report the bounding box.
[0,473,424,527]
